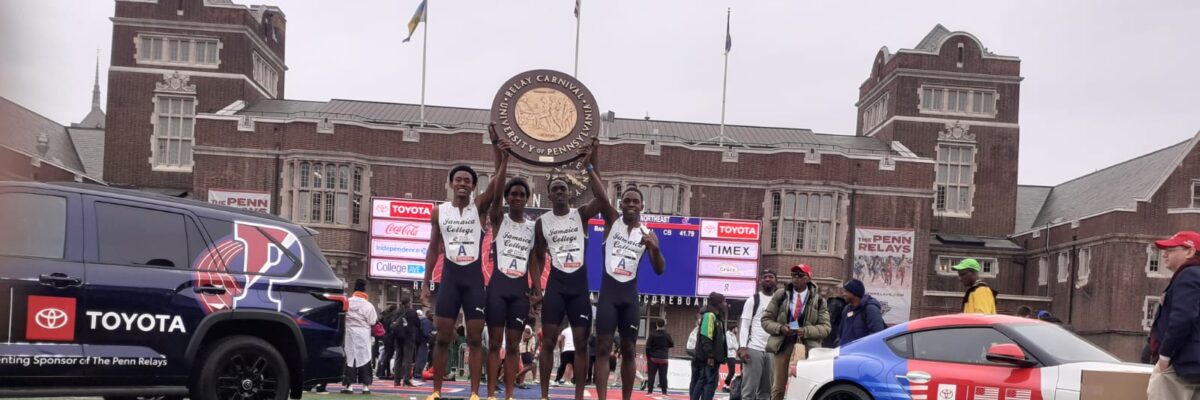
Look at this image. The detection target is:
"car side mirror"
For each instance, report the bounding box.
[986,343,1036,368]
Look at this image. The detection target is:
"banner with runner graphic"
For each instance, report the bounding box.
[852,228,914,324]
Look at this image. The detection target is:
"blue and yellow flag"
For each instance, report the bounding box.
[724,11,732,54]
[403,0,427,43]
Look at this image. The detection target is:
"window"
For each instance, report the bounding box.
[136,34,220,68]
[765,190,841,255]
[935,256,998,278]
[95,202,188,269]
[637,303,666,339]
[1147,244,1168,278]
[610,182,686,215]
[292,161,367,226]
[151,95,196,170]
[862,93,888,132]
[252,52,279,97]
[886,334,912,358]
[912,327,1017,365]
[0,193,66,259]
[1192,181,1200,208]
[1037,257,1048,286]
[935,143,975,216]
[1057,252,1070,283]
[920,86,996,117]
[1143,296,1163,331]
[1076,248,1091,288]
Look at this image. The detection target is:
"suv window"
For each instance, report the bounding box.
[0,193,66,259]
[96,202,188,268]
[911,327,1017,365]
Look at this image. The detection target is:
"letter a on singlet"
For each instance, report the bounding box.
[458,246,467,256]
[509,259,519,269]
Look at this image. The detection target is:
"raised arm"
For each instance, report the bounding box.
[476,123,510,214]
[420,207,443,308]
[488,134,511,229]
[529,219,546,300]
[577,138,618,223]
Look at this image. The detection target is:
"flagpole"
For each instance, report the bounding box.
[718,8,730,146]
[420,1,429,127]
[574,0,581,77]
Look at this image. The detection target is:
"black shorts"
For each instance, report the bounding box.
[541,284,592,328]
[485,287,530,329]
[435,261,486,320]
[521,352,534,364]
[595,273,640,339]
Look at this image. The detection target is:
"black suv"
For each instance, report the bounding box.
[0,182,346,399]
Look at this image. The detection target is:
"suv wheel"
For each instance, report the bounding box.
[192,335,290,400]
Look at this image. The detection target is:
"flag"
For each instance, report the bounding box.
[724,10,732,54]
[973,386,999,400]
[403,0,427,43]
[574,0,581,18]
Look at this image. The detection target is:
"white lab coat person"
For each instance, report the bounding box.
[342,280,378,393]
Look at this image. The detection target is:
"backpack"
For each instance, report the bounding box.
[685,316,701,357]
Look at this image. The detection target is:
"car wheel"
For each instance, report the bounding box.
[192,335,290,400]
[818,383,873,400]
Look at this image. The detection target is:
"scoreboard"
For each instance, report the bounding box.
[368,197,762,299]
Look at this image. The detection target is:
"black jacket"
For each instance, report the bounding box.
[823,297,847,348]
[694,310,727,364]
[646,329,674,360]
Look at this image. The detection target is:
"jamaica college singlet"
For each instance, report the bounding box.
[539,209,588,293]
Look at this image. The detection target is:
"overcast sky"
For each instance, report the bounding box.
[2,1,1198,186]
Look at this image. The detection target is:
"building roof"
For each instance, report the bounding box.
[914,24,953,52]
[0,96,88,175]
[1014,185,1052,232]
[237,99,899,156]
[67,127,105,178]
[1019,139,1195,232]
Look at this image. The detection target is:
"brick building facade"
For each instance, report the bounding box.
[96,1,1198,360]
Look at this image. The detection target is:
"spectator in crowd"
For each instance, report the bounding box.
[343,279,378,394]
[1016,305,1033,319]
[516,325,538,389]
[376,304,399,379]
[645,319,673,395]
[690,292,728,400]
[761,264,830,400]
[722,325,739,392]
[414,306,434,383]
[554,323,577,386]
[394,296,421,387]
[823,289,847,349]
[836,279,886,346]
[738,270,778,400]
[1148,230,1200,399]
[954,259,996,314]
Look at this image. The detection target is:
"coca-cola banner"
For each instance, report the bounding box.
[853,228,915,324]
[370,198,437,281]
[371,220,433,240]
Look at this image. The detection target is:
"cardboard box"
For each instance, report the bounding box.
[1080,370,1150,400]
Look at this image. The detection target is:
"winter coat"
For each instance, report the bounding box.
[823,297,847,348]
[836,295,887,346]
[694,311,727,364]
[646,329,674,361]
[1151,263,1200,380]
[761,282,830,354]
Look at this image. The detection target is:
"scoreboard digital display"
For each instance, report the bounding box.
[585,215,762,299]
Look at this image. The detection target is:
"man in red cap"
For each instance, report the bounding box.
[760,264,830,400]
[1147,231,1200,399]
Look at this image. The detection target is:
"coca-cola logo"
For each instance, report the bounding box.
[385,223,420,236]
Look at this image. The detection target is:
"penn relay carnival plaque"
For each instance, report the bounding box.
[490,69,598,166]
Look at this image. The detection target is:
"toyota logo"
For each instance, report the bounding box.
[35,307,69,330]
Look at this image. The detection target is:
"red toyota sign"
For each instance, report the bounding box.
[372,199,434,221]
[26,295,76,342]
[701,220,760,240]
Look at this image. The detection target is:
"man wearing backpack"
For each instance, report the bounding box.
[690,292,728,400]
[393,297,421,387]
[835,279,886,346]
[376,304,399,379]
[737,270,777,400]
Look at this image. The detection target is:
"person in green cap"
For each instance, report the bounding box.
[953,258,996,314]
